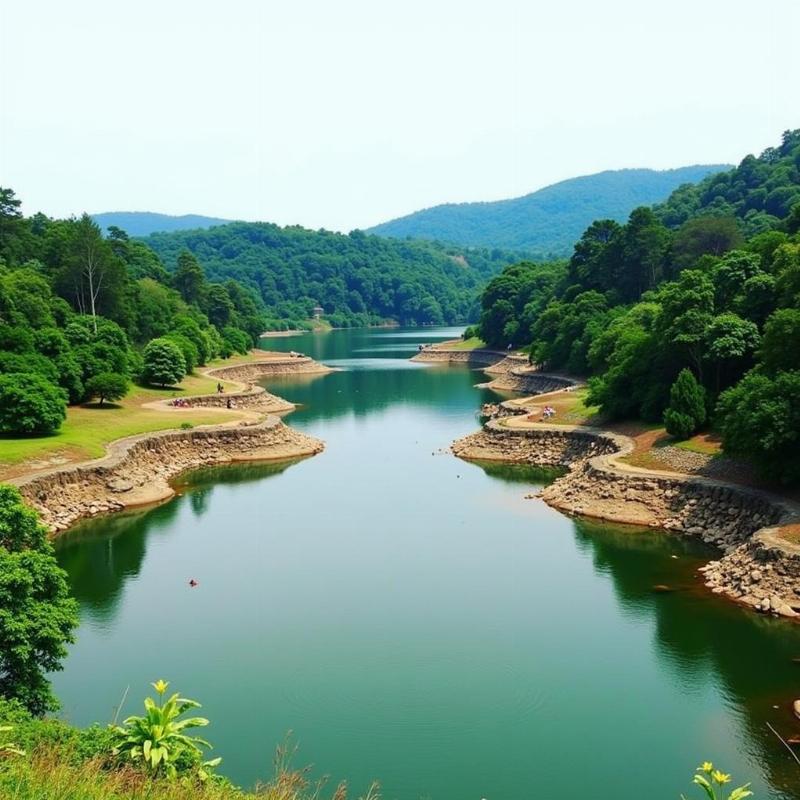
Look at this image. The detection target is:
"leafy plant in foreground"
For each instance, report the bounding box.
[111,680,220,780]
[681,761,752,800]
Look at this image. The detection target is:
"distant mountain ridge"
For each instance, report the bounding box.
[92,211,233,237]
[367,165,731,256]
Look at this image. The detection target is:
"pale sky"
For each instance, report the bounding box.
[0,0,797,232]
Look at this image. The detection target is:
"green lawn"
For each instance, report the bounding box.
[0,373,246,478]
[443,336,487,351]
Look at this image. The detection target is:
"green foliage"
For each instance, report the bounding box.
[681,761,752,800]
[664,409,696,440]
[664,369,706,439]
[476,131,800,480]
[367,165,728,255]
[145,222,521,327]
[758,308,800,373]
[0,373,66,434]
[657,129,800,236]
[0,485,78,715]
[164,332,199,373]
[111,680,220,780]
[716,369,800,483]
[84,372,129,405]
[141,339,186,387]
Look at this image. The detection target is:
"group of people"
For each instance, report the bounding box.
[542,405,556,420]
[170,397,191,408]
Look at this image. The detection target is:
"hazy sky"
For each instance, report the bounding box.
[0,0,797,231]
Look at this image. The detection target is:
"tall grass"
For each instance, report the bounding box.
[0,745,380,800]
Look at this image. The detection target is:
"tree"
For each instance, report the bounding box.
[716,370,800,484]
[141,338,186,387]
[672,216,743,270]
[61,215,126,333]
[84,372,129,405]
[0,373,66,434]
[758,308,800,374]
[0,484,78,715]
[205,284,234,329]
[663,368,706,439]
[173,250,206,305]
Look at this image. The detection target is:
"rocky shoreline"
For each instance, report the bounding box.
[453,421,800,620]
[410,346,508,367]
[11,416,324,534]
[7,354,334,535]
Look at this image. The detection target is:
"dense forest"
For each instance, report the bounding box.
[0,189,269,433]
[476,130,800,482]
[144,223,520,328]
[367,165,728,256]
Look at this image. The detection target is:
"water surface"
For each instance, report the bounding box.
[54,327,800,799]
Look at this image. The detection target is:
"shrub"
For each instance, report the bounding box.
[664,409,695,440]
[663,368,706,440]
[84,372,129,406]
[0,373,66,434]
[716,369,800,483]
[141,338,186,388]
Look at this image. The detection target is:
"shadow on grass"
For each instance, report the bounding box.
[80,402,125,410]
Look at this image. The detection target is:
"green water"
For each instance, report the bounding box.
[53,327,800,799]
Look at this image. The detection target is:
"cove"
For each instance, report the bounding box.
[52,327,800,800]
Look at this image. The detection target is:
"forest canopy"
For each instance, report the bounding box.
[476,129,800,482]
[143,223,521,329]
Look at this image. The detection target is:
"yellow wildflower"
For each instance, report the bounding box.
[152,679,169,695]
[712,770,731,784]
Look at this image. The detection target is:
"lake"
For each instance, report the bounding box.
[53,327,800,799]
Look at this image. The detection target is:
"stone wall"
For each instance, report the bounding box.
[484,368,577,394]
[410,348,506,366]
[12,417,323,534]
[207,356,332,384]
[453,421,800,619]
[483,354,529,375]
[178,385,294,413]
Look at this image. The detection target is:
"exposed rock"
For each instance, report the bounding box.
[453,420,800,621]
[13,417,324,535]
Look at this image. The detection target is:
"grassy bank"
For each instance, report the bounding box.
[0,699,377,800]
[0,351,287,480]
[0,375,244,480]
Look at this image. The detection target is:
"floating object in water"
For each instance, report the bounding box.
[794,699,800,720]
[189,578,198,588]
[652,584,675,593]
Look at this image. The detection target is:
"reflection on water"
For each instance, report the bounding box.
[52,328,800,800]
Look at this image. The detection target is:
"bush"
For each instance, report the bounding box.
[664,409,695,440]
[0,373,66,434]
[84,372,129,406]
[716,369,800,483]
[141,339,186,388]
[663,368,706,440]
[462,325,477,340]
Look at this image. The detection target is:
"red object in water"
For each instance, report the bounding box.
[189,579,198,587]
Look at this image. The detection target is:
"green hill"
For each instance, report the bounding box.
[143,223,522,327]
[367,165,730,256]
[92,211,233,237]
[656,130,800,234]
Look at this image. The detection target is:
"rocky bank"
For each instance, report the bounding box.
[453,421,800,620]
[12,416,324,534]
